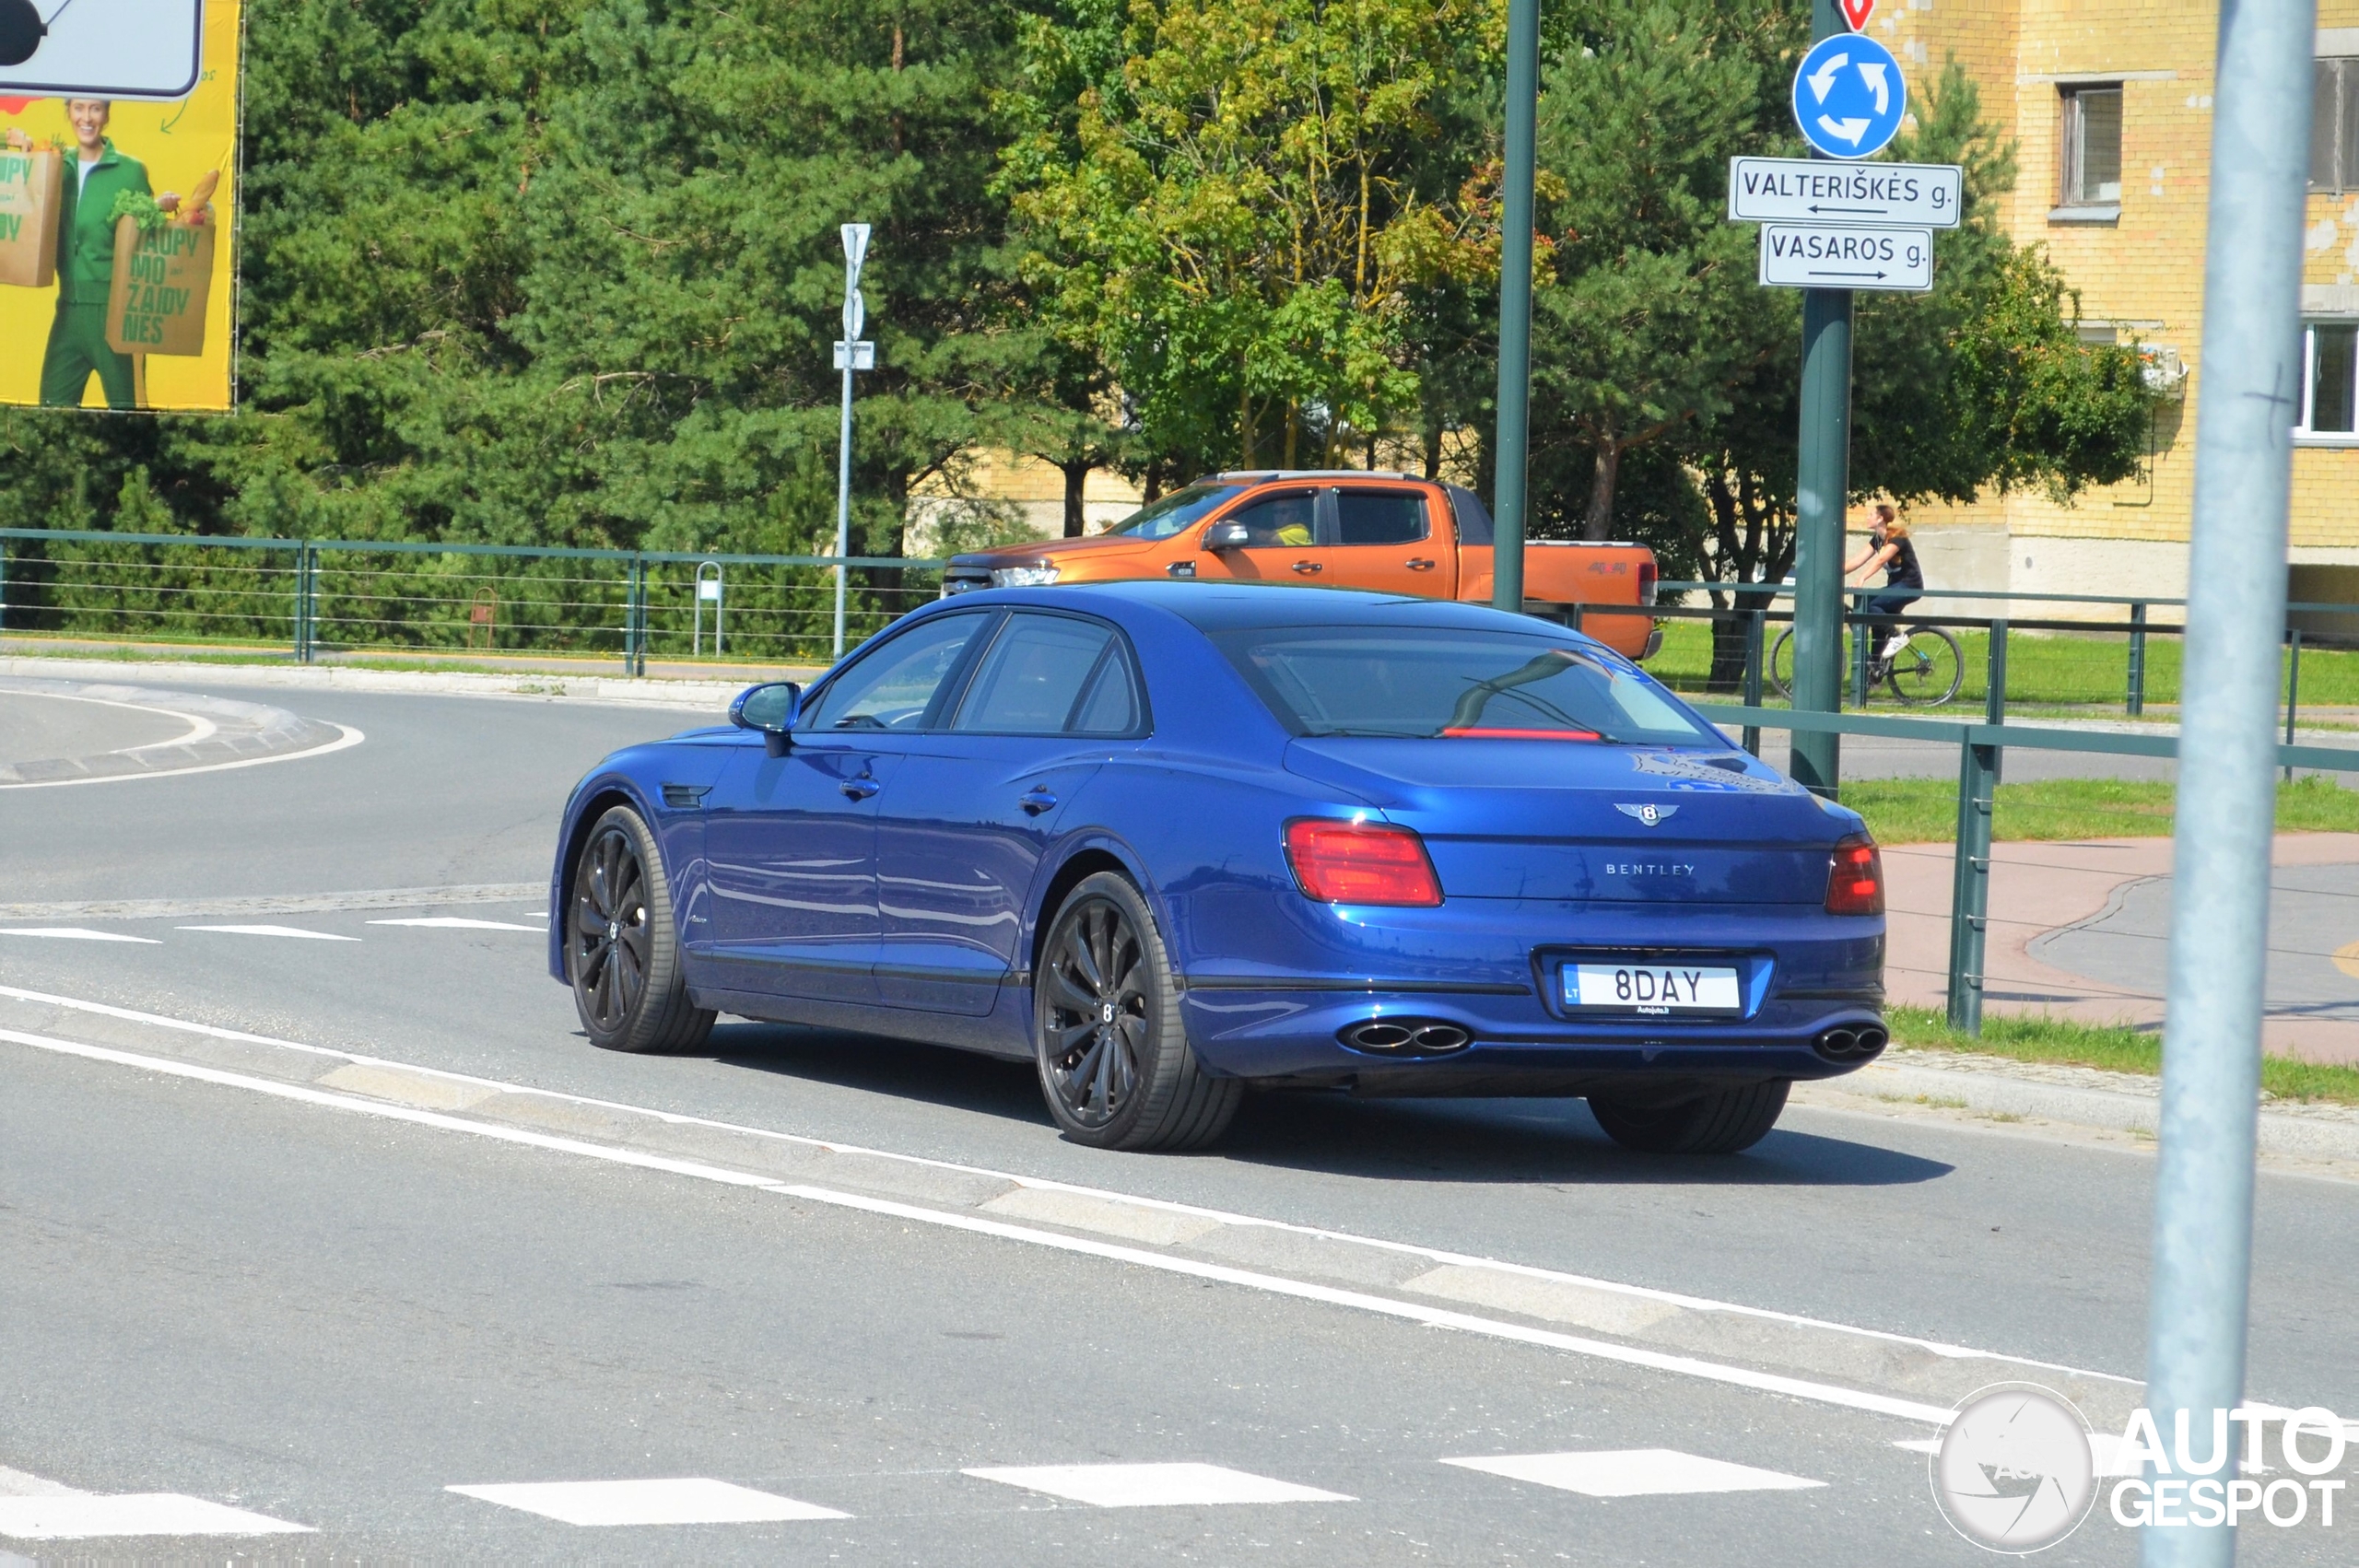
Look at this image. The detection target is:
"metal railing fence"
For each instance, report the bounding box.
[0,529,947,672]
[1685,702,2359,1036]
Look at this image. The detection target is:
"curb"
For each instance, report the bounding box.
[0,656,818,712]
[1816,1052,2359,1164]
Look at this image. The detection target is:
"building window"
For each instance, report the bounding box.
[2060,85,2123,206]
[2300,322,2358,437]
[2313,58,2359,192]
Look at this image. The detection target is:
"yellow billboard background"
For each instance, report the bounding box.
[0,0,239,412]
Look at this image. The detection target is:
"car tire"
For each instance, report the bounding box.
[569,803,714,1055]
[1034,871,1240,1152]
[1588,1081,1790,1155]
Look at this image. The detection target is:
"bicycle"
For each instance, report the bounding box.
[1768,620,1965,708]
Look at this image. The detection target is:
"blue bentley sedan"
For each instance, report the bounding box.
[549,582,1886,1154]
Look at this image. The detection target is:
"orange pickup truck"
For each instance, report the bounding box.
[940,470,1661,661]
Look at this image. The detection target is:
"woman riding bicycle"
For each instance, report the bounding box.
[1847,505,1922,671]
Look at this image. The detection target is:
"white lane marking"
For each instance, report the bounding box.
[0,929,161,943]
[1897,1433,2140,1475]
[0,1468,82,1498]
[367,918,544,931]
[174,926,360,942]
[0,1495,312,1539]
[0,723,364,790]
[1892,1438,1942,1456]
[965,1463,1350,1508]
[0,983,2139,1395]
[0,1027,1954,1426]
[1442,1450,1824,1498]
[448,1479,846,1527]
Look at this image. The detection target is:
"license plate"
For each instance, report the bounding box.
[1565,963,1742,1013]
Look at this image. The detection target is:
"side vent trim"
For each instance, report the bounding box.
[661,784,711,810]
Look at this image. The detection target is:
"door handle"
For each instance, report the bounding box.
[839,776,880,802]
[1405,557,1436,571]
[1291,560,1323,575]
[1018,788,1059,816]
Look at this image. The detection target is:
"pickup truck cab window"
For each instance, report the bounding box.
[1332,489,1429,546]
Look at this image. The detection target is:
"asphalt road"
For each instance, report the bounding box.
[4,681,2355,1562]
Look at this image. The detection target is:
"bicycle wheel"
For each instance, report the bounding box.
[1768,627,1797,699]
[1884,625,1965,707]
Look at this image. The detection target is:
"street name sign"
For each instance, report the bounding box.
[1727,157,1961,228]
[1757,222,1933,291]
[1790,32,1907,159]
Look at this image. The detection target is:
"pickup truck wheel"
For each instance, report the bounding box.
[1035,872,1240,1152]
[1588,1082,1789,1155]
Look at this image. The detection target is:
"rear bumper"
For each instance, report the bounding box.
[1170,896,1884,1090]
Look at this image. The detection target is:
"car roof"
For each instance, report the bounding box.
[982,579,1586,637]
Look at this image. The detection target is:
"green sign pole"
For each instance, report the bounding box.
[1489,0,1541,614]
[1788,0,1852,796]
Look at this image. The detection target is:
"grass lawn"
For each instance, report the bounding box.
[1884,1004,2359,1106]
[1644,615,2359,710]
[1840,775,2359,845]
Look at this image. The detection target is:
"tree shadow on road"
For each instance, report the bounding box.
[696,1020,1950,1188]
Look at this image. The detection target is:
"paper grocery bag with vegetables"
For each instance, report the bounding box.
[106,169,217,357]
[0,143,60,288]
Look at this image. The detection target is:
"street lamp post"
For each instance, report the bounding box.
[1488,0,1541,614]
[833,223,875,661]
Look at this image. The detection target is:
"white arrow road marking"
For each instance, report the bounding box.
[367,918,544,931]
[448,1479,846,1527]
[1807,54,1848,101]
[1858,61,1889,115]
[175,926,360,942]
[1819,115,1872,146]
[0,929,160,943]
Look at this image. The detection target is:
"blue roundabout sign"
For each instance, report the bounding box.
[1791,33,1907,161]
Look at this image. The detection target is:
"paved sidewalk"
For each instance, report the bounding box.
[1883,833,2359,1064]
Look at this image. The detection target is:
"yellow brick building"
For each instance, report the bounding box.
[1872,1,2359,622]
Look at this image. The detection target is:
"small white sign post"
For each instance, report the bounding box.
[1727,157,1962,228]
[833,223,874,661]
[1757,222,1935,291]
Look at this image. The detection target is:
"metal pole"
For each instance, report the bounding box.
[1787,1,1853,796]
[1742,606,1766,757]
[1488,0,1540,614]
[2283,627,2302,782]
[2128,600,2149,716]
[834,356,854,660]
[1849,589,1870,707]
[2143,3,2314,1562]
[1986,618,2009,730]
[1946,736,1995,1034]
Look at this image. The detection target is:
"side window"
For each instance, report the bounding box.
[1333,490,1430,546]
[1070,646,1144,734]
[1221,490,1319,548]
[953,614,1120,733]
[804,614,987,731]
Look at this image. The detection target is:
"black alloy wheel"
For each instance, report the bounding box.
[1034,872,1240,1152]
[1588,1080,1790,1155]
[569,804,713,1054]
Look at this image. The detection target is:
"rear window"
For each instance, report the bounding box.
[1210,626,1717,745]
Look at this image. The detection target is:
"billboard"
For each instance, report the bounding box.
[0,0,237,412]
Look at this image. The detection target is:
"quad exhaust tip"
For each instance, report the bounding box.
[1341,1018,1473,1057]
[1814,1023,1889,1063]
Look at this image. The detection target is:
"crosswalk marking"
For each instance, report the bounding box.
[0,1495,313,1539]
[447,1479,848,1527]
[1442,1449,1824,1498]
[0,928,160,943]
[174,925,361,942]
[964,1463,1353,1508]
[367,918,545,931]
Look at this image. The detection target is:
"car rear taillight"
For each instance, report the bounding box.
[1637,560,1659,606]
[1284,820,1444,907]
[1825,836,1884,916]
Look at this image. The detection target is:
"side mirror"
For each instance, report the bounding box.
[1203,520,1251,552]
[730,682,802,757]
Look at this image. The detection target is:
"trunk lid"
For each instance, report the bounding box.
[1284,738,1848,905]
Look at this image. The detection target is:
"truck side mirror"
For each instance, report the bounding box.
[1203,521,1251,552]
[730,681,802,756]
